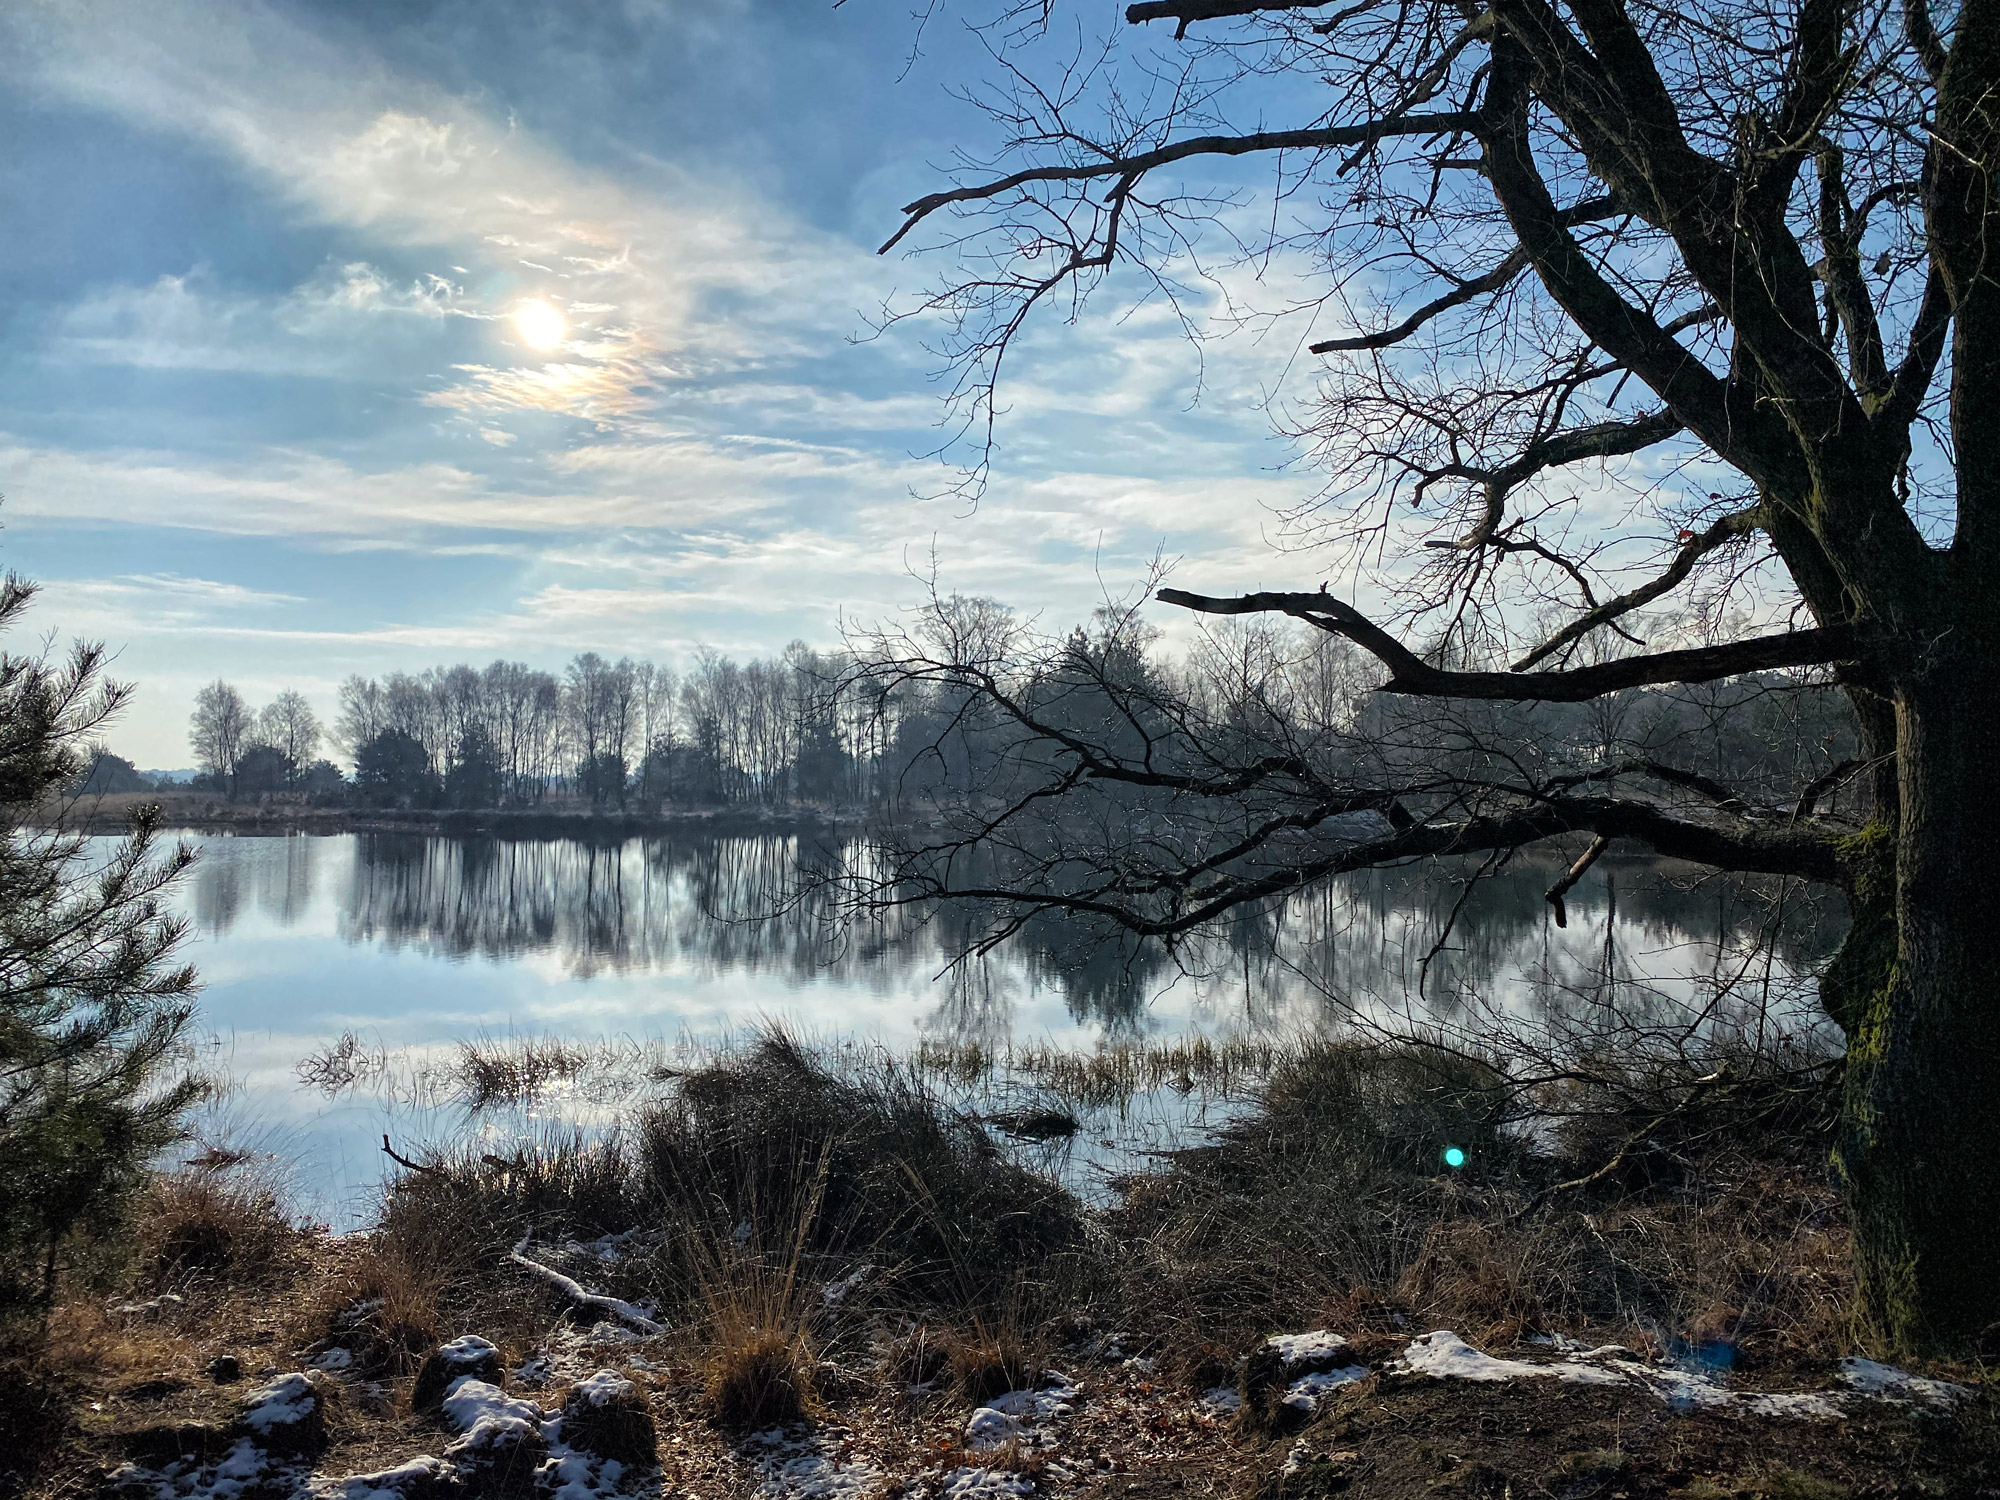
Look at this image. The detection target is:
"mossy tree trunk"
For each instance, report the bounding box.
[1833,636,2000,1351]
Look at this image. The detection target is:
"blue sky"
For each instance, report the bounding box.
[2,0,1334,766]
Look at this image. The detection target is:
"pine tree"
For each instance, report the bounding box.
[0,572,200,1310]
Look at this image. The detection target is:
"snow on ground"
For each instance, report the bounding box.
[305,1456,455,1500]
[1395,1331,1629,1386]
[965,1376,1080,1453]
[109,1438,294,1500]
[1391,1330,1972,1420]
[1840,1358,1974,1405]
[1265,1331,1351,1368]
[745,1427,888,1499]
[939,1468,1036,1498]
[1282,1366,1371,1411]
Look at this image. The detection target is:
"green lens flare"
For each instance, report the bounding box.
[1443,1146,1467,1169]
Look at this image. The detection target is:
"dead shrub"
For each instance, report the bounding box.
[559,1372,657,1465]
[1393,1220,1552,1346]
[1105,1033,1853,1364]
[888,1324,951,1389]
[638,1028,1085,1320]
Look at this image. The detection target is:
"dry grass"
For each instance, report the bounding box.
[1107,1034,1853,1370]
[704,1324,819,1429]
[637,1028,1089,1321]
[946,1324,1038,1404]
[303,1244,441,1378]
[135,1169,295,1285]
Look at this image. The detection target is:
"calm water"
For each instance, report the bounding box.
[157,831,1846,1222]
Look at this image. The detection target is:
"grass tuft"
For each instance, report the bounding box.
[136,1170,292,1283]
[947,1325,1038,1404]
[705,1325,817,1429]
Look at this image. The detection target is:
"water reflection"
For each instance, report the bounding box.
[182,833,1848,1042]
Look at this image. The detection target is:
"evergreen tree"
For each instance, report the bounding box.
[0,573,201,1311]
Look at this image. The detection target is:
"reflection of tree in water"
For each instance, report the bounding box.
[1165,854,1849,1040]
[336,834,909,983]
[185,833,1848,1041]
[187,834,322,935]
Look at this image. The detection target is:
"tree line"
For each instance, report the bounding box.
[71,610,1863,823]
[129,645,897,811]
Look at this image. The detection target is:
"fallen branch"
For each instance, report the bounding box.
[1544,834,1610,928]
[508,1234,664,1336]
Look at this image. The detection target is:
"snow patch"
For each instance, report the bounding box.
[541,1447,629,1500]
[747,1431,886,1499]
[1839,1358,1972,1405]
[109,1438,296,1500]
[1395,1330,1625,1385]
[964,1376,1080,1453]
[306,1456,452,1500]
[439,1375,546,1450]
[1282,1366,1370,1411]
[1265,1330,1350,1369]
[1199,1384,1243,1413]
[238,1373,322,1432]
[941,1467,1035,1498]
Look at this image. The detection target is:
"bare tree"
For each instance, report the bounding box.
[875,0,2000,1352]
[188,680,251,785]
[256,690,322,782]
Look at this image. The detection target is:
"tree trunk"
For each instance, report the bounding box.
[1834,651,2000,1353]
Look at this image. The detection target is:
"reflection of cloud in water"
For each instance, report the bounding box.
[153,833,1849,1226]
[177,833,1846,1045]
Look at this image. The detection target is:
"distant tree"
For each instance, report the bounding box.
[0,572,200,1312]
[575,750,628,809]
[297,759,349,801]
[353,728,438,809]
[188,680,250,787]
[231,744,291,798]
[335,675,387,758]
[74,748,150,795]
[444,726,503,810]
[256,690,322,785]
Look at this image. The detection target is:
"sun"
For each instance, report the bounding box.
[513,299,566,351]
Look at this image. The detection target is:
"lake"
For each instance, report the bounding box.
[160,830,1848,1223]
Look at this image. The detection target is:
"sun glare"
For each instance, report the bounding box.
[513,299,566,351]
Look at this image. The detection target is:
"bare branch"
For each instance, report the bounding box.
[879,113,1481,254]
[1544,834,1609,928]
[1157,587,1860,700]
[1511,505,1765,669]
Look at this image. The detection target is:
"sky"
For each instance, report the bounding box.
[1,0,1339,768]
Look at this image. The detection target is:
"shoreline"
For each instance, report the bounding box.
[45,793,851,839]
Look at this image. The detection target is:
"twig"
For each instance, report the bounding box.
[1509,1066,1731,1221]
[381,1134,444,1176]
[508,1234,664,1336]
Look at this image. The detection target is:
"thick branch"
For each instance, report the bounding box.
[1313,248,1528,353]
[906,793,1841,938]
[1157,587,1861,699]
[1424,408,1687,552]
[1126,0,1326,31]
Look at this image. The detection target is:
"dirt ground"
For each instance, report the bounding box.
[8,1225,1994,1500]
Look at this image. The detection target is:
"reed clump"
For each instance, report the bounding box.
[636,1029,1088,1318]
